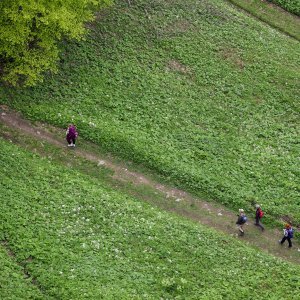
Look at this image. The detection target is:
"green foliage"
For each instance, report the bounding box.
[0,0,111,86]
[0,246,44,299]
[1,137,300,299]
[0,0,299,226]
[227,0,300,40]
[270,0,300,15]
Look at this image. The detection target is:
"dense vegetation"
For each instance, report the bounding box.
[0,246,44,299]
[1,0,299,226]
[227,0,300,40]
[270,0,300,15]
[0,0,111,86]
[1,137,300,299]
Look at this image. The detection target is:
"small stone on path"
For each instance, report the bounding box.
[98,160,106,166]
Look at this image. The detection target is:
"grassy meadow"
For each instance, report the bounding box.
[0,0,299,231]
[270,0,300,15]
[0,246,44,299]
[227,0,300,40]
[1,137,300,299]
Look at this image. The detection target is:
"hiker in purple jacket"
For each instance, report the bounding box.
[66,124,78,147]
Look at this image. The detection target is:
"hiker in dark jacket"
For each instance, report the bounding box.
[254,204,264,231]
[66,124,78,147]
[279,223,294,248]
[236,209,247,236]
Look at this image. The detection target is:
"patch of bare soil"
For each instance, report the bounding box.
[0,108,299,264]
[157,19,195,39]
[165,20,192,34]
[220,48,245,70]
[166,59,192,74]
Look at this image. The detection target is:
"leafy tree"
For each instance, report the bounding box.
[0,0,111,87]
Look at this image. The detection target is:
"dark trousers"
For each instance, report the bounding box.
[255,216,264,231]
[67,137,76,145]
[280,236,292,247]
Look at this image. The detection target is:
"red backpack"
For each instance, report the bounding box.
[258,209,264,218]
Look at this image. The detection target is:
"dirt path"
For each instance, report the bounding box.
[0,108,299,264]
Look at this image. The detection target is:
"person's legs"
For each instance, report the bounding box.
[239,225,244,235]
[287,238,292,248]
[255,217,264,231]
[72,138,76,147]
[258,221,264,231]
[280,236,287,244]
[67,137,73,146]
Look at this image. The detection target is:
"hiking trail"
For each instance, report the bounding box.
[0,107,299,264]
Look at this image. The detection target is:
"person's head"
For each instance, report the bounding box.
[255,204,260,209]
[284,223,291,229]
[239,209,244,214]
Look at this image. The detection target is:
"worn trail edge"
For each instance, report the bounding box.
[0,108,299,264]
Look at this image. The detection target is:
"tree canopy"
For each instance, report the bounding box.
[0,0,111,87]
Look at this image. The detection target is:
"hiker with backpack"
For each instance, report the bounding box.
[236,209,247,236]
[279,223,294,248]
[66,124,78,147]
[254,204,264,231]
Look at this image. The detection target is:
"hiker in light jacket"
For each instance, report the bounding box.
[236,209,247,236]
[66,124,78,147]
[279,223,294,248]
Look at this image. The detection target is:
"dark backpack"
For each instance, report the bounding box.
[236,216,247,225]
[241,216,247,224]
[236,215,247,225]
[288,228,294,238]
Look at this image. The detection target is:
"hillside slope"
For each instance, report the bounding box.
[1,137,300,299]
[1,0,299,225]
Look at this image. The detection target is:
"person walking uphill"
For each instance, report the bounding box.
[279,224,294,248]
[236,209,247,236]
[254,204,264,231]
[66,124,78,147]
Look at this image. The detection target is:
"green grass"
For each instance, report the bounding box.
[0,245,45,299]
[1,136,300,299]
[0,0,299,226]
[227,0,300,40]
[269,0,300,15]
